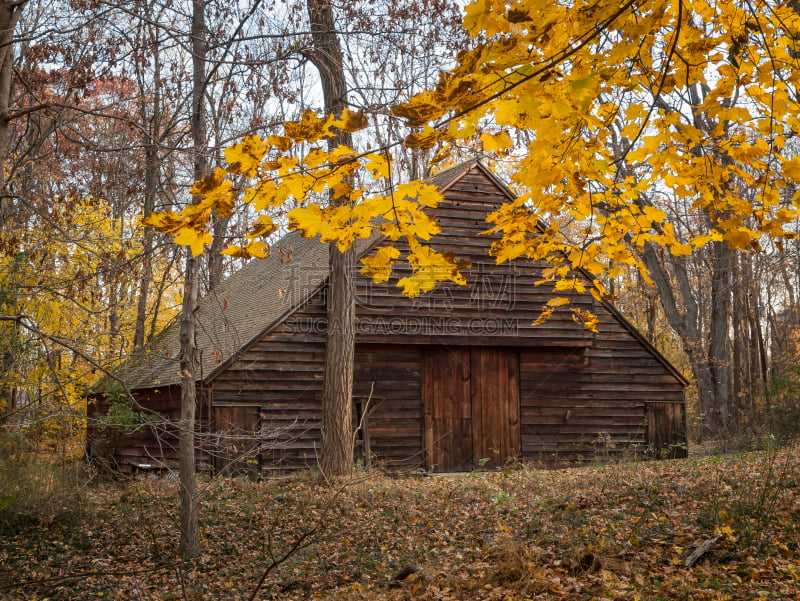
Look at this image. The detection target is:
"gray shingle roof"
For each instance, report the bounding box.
[105,231,327,391]
[100,160,478,392]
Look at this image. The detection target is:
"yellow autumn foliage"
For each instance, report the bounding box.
[145,0,800,324]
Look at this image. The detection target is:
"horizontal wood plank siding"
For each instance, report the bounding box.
[520,299,685,464]
[89,385,212,473]
[353,172,594,347]
[211,291,327,474]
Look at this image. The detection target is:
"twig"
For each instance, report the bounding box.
[683,534,723,568]
[0,562,182,591]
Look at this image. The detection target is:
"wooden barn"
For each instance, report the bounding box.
[89,161,687,475]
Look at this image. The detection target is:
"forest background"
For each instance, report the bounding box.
[2,0,800,597]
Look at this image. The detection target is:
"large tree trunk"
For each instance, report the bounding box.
[178,0,208,559]
[641,243,722,440]
[0,0,24,209]
[708,240,732,432]
[307,0,356,478]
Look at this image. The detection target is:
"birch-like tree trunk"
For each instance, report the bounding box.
[0,1,26,222]
[178,0,208,559]
[133,16,162,349]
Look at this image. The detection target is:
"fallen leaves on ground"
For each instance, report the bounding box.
[2,446,799,600]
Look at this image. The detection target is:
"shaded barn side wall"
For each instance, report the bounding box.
[210,291,327,474]
[210,316,426,473]
[88,385,212,473]
[520,305,687,466]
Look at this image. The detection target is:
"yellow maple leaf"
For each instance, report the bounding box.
[572,309,599,333]
[405,126,449,150]
[391,91,444,127]
[174,226,212,257]
[480,130,513,153]
[690,234,713,249]
[366,154,392,179]
[784,157,800,181]
[190,167,228,197]
[641,205,667,223]
[142,211,185,234]
[287,205,325,239]
[246,214,277,239]
[267,134,291,152]
[553,278,586,293]
[224,135,267,177]
[724,227,753,249]
[398,244,468,297]
[533,307,555,326]
[283,109,334,142]
[221,240,269,259]
[546,297,570,308]
[333,107,369,133]
[361,246,401,283]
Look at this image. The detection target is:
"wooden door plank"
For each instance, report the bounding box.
[471,348,483,466]
[423,346,473,472]
[469,347,521,467]
[508,348,521,461]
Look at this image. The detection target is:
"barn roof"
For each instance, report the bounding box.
[98,161,478,392]
[101,159,687,393]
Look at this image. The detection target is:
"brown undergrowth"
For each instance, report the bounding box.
[1,446,799,600]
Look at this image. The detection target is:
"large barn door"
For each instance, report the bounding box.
[423,347,472,472]
[423,347,520,472]
[472,347,520,468]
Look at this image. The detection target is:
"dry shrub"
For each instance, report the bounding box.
[485,536,529,584]
[0,433,93,533]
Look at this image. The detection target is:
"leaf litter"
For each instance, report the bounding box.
[1,446,799,600]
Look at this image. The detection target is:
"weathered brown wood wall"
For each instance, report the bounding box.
[420,346,520,472]
[353,344,423,469]
[211,290,327,474]
[88,385,212,473]
[113,163,686,474]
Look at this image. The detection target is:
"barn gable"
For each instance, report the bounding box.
[208,161,687,473]
[93,160,687,474]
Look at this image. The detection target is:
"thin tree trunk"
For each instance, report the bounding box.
[178,252,199,558]
[731,255,744,427]
[645,289,658,345]
[708,240,732,433]
[307,0,355,478]
[0,1,26,223]
[208,216,229,290]
[178,0,208,559]
[134,24,161,349]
